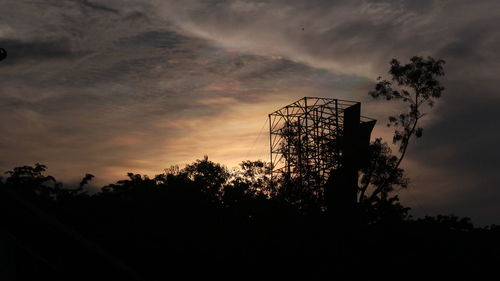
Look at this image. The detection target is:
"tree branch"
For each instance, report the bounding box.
[367,105,419,203]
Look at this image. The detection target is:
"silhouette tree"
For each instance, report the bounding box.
[79,173,95,188]
[182,155,230,203]
[223,160,270,205]
[360,56,445,205]
[3,163,59,201]
[233,160,271,192]
[358,139,409,206]
[3,159,499,278]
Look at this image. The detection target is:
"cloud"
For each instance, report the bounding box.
[116,30,185,48]
[0,39,75,64]
[152,0,443,75]
[75,0,119,14]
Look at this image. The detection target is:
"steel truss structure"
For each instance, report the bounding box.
[269,97,374,196]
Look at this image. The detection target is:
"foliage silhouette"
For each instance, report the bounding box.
[364,56,445,204]
[1,159,499,280]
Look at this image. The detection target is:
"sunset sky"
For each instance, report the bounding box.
[1,0,499,224]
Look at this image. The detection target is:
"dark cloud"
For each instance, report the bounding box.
[158,0,499,76]
[75,0,119,14]
[122,11,150,23]
[0,39,75,64]
[116,31,185,48]
[413,97,500,174]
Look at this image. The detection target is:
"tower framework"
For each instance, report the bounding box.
[269,97,374,197]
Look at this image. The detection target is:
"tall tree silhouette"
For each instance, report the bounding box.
[359,56,445,205]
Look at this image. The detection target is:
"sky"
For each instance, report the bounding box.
[1,0,499,225]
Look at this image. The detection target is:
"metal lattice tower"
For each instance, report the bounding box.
[269,97,374,197]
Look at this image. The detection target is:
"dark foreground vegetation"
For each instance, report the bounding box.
[1,161,499,280]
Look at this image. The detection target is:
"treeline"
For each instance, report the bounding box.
[1,158,499,280]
